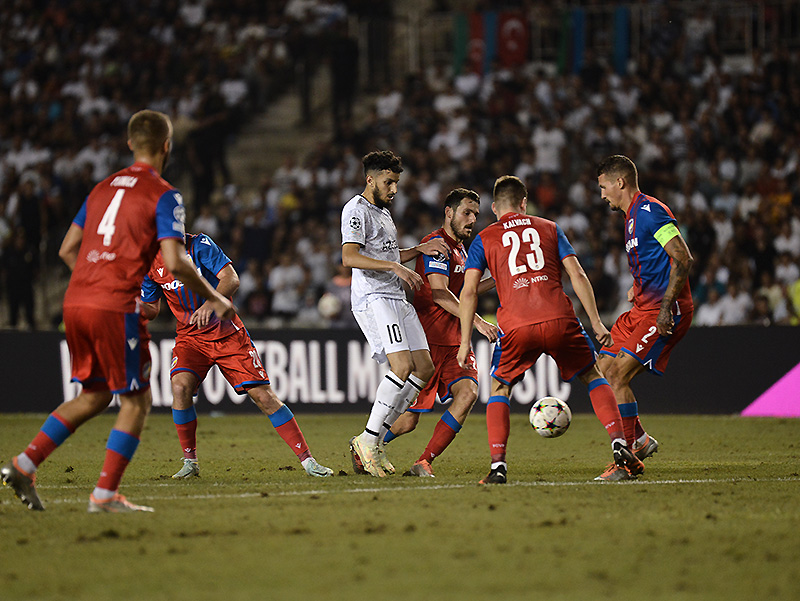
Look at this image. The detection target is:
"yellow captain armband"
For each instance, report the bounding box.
[654,222,680,247]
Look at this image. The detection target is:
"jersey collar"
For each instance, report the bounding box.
[130,161,158,177]
[627,193,646,218]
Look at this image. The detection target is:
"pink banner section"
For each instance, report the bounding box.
[741,361,800,418]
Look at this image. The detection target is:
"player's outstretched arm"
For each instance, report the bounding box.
[140,299,161,321]
[398,238,450,263]
[58,224,83,271]
[430,273,498,342]
[477,276,496,295]
[160,238,234,320]
[657,234,694,336]
[457,269,482,368]
[562,255,613,347]
[342,242,424,290]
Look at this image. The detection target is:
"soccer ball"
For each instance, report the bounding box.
[317,293,342,319]
[529,397,572,438]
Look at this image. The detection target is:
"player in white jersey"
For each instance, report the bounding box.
[341,150,449,477]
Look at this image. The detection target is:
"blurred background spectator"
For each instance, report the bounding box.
[2,1,800,332]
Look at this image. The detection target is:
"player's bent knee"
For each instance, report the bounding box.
[248,384,282,414]
[414,358,435,382]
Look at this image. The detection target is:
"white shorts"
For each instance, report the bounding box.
[353,297,429,363]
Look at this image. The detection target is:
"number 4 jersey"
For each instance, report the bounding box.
[63,161,186,313]
[465,212,577,333]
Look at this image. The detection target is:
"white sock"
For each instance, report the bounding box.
[15,452,36,475]
[378,374,428,440]
[91,487,115,501]
[491,461,507,471]
[364,372,405,444]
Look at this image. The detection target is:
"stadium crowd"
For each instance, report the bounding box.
[2,1,799,330]
[0,0,352,328]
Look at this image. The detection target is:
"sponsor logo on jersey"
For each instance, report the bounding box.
[86,250,117,263]
[453,264,465,273]
[381,239,399,252]
[513,277,530,289]
[161,280,185,291]
[429,260,447,270]
[111,176,138,188]
[625,237,639,253]
[530,275,549,283]
[173,205,186,224]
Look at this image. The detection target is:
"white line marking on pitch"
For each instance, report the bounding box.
[38,475,800,505]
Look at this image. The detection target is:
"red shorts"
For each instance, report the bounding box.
[171,329,269,393]
[410,344,478,412]
[492,318,595,386]
[64,306,152,395]
[599,306,692,375]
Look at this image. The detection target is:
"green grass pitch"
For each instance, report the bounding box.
[1,412,799,601]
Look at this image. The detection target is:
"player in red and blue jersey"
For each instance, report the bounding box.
[596,155,694,479]
[457,175,643,484]
[1,110,234,512]
[379,189,498,477]
[140,233,332,479]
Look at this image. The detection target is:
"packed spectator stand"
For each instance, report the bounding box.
[2,1,799,331]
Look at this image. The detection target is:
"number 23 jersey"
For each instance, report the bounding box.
[465,212,577,332]
[63,161,186,313]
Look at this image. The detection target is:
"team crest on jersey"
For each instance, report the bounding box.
[349,216,362,230]
[628,219,634,234]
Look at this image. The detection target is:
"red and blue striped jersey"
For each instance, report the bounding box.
[141,233,244,341]
[412,228,468,347]
[63,162,185,313]
[624,193,693,313]
[465,212,577,332]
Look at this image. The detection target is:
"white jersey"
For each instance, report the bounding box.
[341,194,405,311]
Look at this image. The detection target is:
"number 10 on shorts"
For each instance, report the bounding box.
[387,323,403,344]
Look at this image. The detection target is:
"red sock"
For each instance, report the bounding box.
[95,429,139,493]
[419,415,460,463]
[96,449,130,492]
[486,398,510,463]
[588,381,624,441]
[24,412,75,467]
[622,417,638,448]
[274,419,311,462]
[633,416,646,441]
[175,421,197,460]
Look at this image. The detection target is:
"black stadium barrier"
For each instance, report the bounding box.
[0,327,796,415]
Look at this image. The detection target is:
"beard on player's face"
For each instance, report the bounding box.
[373,186,393,209]
[452,217,472,241]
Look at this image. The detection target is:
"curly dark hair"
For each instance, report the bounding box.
[362,150,404,176]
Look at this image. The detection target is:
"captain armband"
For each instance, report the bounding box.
[654,223,680,247]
